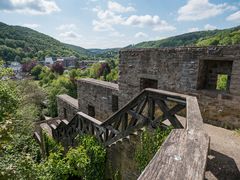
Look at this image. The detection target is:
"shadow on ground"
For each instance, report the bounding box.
[205,149,240,180]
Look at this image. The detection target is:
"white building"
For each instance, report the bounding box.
[9,61,22,79]
[9,61,22,73]
[45,57,54,66]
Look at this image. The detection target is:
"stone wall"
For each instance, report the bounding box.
[119,46,240,128]
[105,132,142,180]
[57,94,79,121]
[77,78,119,121]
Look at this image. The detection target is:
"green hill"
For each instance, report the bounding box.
[0,22,89,63]
[1,21,239,63]
[63,43,93,56]
[130,26,240,48]
[88,48,120,58]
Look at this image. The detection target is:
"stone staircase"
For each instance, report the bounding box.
[34,118,66,144]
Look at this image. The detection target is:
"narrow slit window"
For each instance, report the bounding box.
[140,78,158,91]
[63,108,67,119]
[112,95,118,112]
[88,105,95,117]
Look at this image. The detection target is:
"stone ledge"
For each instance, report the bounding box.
[57,94,79,109]
[78,78,119,91]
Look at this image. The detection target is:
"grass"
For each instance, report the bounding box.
[235,129,240,136]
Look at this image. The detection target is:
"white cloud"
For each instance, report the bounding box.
[227,11,240,22]
[92,4,175,32]
[108,1,135,13]
[0,0,60,15]
[59,31,81,39]
[56,24,77,31]
[188,27,199,32]
[125,15,176,32]
[92,6,124,31]
[23,23,40,29]
[178,0,235,21]
[135,32,148,38]
[204,24,217,30]
[92,20,115,31]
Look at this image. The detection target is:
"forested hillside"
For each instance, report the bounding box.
[130,26,240,48]
[1,21,239,63]
[88,48,120,58]
[63,43,93,57]
[0,22,89,63]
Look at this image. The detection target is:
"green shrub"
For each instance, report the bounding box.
[39,135,106,180]
[216,74,228,91]
[135,127,172,171]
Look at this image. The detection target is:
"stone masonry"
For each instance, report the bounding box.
[119,46,240,128]
[57,94,79,121]
[54,45,240,179]
[77,78,119,121]
[57,45,240,128]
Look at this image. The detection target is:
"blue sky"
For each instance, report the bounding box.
[0,0,240,48]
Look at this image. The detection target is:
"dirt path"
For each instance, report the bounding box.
[204,124,240,180]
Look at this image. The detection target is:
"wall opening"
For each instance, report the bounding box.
[216,74,228,91]
[140,78,158,91]
[197,60,233,92]
[63,108,67,119]
[88,105,95,117]
[112,95,119,112]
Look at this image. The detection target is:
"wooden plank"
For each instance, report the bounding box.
[138,129,209,180]
[145,88,188,100]
[105,117,148,146]
[121,113,128,132]
[151,104,186,127]
[128,110,147,127]
[186,96,203,131]
[128,97,148,127]
[102,92,146,126]
[156,100,183,128]
[40,123,53,137]
[148,97,155,121]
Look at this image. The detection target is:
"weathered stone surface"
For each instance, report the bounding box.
[105,133,142,180]
[77,78,119,121]
[119,46,240,128]
[57,94,79,121]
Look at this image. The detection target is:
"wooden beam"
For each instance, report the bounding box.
[156,100,183,128]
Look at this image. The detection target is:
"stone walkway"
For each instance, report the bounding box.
[204,124,240,180]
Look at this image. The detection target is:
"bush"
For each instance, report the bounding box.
[38,135,106,180]
[135,127,172,171]
[0,81,20,122]
[31,64,43,80]
[216,74,228,91]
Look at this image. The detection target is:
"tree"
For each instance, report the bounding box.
[98,63,111,80]
[14,55,21,62]
[51,62,64,75]
[22,60,37,72]
[0,81,20,122]
[47,77,71,117]
[31,64,43,80]
[0,60,19,121]
[106,67,118,82]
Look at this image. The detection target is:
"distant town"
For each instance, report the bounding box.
[4,56,106,80]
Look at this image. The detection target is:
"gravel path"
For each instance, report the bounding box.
[204,124,240,180]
